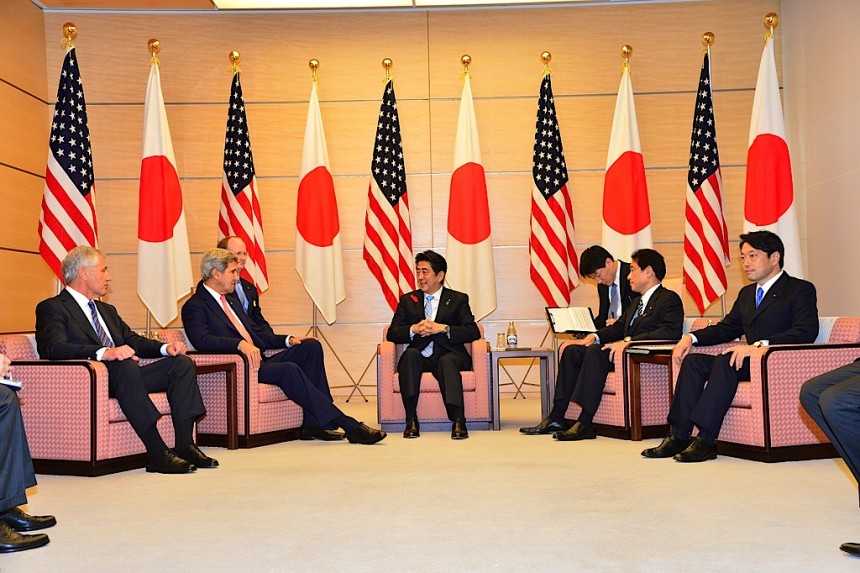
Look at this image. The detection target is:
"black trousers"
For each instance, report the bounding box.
[397,347,467,420]
[0,385,36,513]
[549,344,613,422]
[669,353,749,438]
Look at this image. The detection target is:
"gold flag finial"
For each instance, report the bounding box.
[702,32,715,55]
[540,51,552,76]
[148,38,161,66]
[309,58,319,82]
[764,12,778,43]
[460,54,471,79]
[382,57,392,81]
[229,50,241,74]
[61,22,77,49]
[621,44,632,74]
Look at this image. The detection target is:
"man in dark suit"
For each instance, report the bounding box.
[643,231,818,462]
[217,235,274,336]
[182,248,386,445]
[387,250,481,440]
[579,245,634,328]
[35,246,216,474]
[0,354,56,553]
[800,362,860,556]
[520,249,683,439]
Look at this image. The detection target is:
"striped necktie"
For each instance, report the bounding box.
[88,301,114,348]
[629,299,645,326]
[421,295,434,357]
[609,283,620,320]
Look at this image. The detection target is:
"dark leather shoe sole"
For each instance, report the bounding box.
[553,427,597,441]
[0,509,56,532]
[403,431,420,439]
[519,421,566,435]
[146,451,197,474]
[840,543,860,556]
[674,449,717,463]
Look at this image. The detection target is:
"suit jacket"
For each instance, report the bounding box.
[693,272,819,347]
[182,280,288,353]
[35,290,165,360]
[386,287,480,367]
[594,261,634,329]
[228,277,275,336]
[595,284,684,344]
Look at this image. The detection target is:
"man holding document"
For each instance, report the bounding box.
[521,249,683,440]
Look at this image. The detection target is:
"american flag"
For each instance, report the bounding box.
[38,47,97,281]
[529,74,579,306]
[363,78,415,312]
[218,72,268,291]
[683,50,730,314]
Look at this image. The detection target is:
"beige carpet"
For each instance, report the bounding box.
[3,395,860,572]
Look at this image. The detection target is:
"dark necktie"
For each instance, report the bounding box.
[88,301,114,348]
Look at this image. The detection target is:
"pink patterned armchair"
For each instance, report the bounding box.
[561,318,710,440]
[377,324,492,431]
[0,333,175,476]
[674,316,860,462]
[158,329,303,448]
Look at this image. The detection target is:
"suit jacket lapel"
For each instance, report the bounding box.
[752,273,788,319]
[433,288,453,324]
[61,290,103,345]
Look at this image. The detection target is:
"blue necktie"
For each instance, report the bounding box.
[421,295,434,357]
[88,301,114,348]
[235,282,249,313]
[629,299,644,326]
[755,286,764,308]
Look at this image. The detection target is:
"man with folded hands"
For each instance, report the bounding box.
[0,354,56,553]
[36,246,217,474]
[520,248,683,440]
[182,248,386,445]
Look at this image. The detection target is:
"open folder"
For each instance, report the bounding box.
[545,307,598,334]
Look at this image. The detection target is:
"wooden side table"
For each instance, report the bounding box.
[490,347,556,430]
[626,348,674,441]
[194,362,239,450]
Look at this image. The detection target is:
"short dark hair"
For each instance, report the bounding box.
[740,230,785,269]
[415,250,447,275]
[631,248,667,280]
[579,245,614,277]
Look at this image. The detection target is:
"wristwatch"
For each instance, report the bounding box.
[444,325,451,338]
[623,336,632,342]
[752,340,763,348]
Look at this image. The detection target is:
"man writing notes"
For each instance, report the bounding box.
[578,245,634,328]
[387,251,481,440]
[520,249,683,440]
[182,248,386,445]
[643,231,818,462]
[0,354,56,553]
[35,246,216,474]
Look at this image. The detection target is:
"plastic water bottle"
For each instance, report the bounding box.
[506,321,518,348]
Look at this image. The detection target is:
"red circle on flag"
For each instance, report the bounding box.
[138,155,182,242]
[448,162,491,244]
[745,134,793,226]
[602,151,651,234]
[296,166,340,247]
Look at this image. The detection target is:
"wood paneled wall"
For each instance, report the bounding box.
[25,0,785,393]
[0,0,54,333]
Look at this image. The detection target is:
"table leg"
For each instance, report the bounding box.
[492,355,501,431]
[630,359,643,441]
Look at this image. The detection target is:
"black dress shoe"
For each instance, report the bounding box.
[519,417,567,435]
[674,437,717,462]
[300,426,346,441]
[553,421,597,441]
[174,444,219,468]
[840,542,860,556]
[346,422,387,445]
[0,507,56,532]
[0,522,49,553]
[146,450,197,474]
[403,418,420,439]
[451,418,469,440]
[641,435,692,458]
